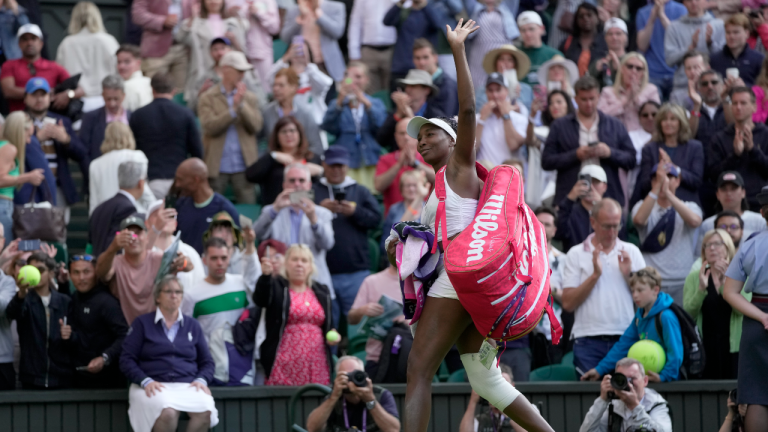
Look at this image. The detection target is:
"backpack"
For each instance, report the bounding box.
[373,323,413,384]
[654,303,705,379]
[435,164,562,343]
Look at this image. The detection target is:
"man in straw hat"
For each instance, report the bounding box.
[517,11,563,86]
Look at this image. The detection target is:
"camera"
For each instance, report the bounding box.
[347,370,368,387]
[607,372,632,400]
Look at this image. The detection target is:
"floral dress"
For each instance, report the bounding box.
[266,289,330,386]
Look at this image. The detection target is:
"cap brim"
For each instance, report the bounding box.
[324,158,349,166]
[406,116,456,141]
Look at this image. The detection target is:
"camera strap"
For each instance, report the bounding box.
[342,398,366,431]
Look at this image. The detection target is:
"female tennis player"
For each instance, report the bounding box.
[386,20,554,432]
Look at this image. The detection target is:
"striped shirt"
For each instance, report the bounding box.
[469,10,512,96]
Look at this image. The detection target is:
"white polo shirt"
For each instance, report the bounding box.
[476,110,528,166]
[562,236,646,339]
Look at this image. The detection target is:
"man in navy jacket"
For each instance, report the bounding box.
[80,74,132,160]
[542,76,637,206]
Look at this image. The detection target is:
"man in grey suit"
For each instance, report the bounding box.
[280,0,347,82]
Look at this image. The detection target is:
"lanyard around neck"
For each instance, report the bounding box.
[342,397,366,431]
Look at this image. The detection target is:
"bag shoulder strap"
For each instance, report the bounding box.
[655,313,665,347]
[431,162,489,254]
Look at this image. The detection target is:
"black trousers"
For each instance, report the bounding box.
[0,362,15,390]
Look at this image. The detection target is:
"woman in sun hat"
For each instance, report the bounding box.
[537,55,580,97]
[477,44,533,112]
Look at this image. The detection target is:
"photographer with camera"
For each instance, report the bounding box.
[306,355,400,432]
[555,165,610,253]
[580,358,672,432]
[460,364,535,432]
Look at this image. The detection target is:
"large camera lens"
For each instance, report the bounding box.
[610,373,630,392]
[347,370,368,387]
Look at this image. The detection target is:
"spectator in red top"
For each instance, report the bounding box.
[373,116,434,213]
[0,24,84,113]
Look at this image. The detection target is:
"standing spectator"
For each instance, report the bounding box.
[321,62,387,191]
[555,165,610,254]
[753,57,768,123]
[243,0,280,94]
[630,103,704,209]
[413,38,458,116]
[711,211,747,250]
[116,44,153,112]
[517,11,563,86]
[626,101,658,201]
[548,0,582,52]
[559,3,608,77]
[684,228,744,380]
[534,207,567,359]
[346,0,397,93]
[261,67,324,157]
[478,44,533,113]
[0,225,16,390]
[670,51,709,110]
[561,199,646,375]
[198,51,263,205]
[5,252,72,389]
[0,0,30,62]
[475,73,528,167]
[62,254,129,388]
[313,146,381,326]
[201,211,261,279]
[632,164,703,305]
[597,53,660,133]
[132,0,190,90]
[55,1,120,112]
[374,117,435,214]
[173,158,240,254]
[280,0,347,82]
[246,116,323,206]
[589,18,629,89]
[1,24,83,113]
[690,70,727,145]
[636,0,688,101]
[383,0,443,87]
[664,0,726,106]
[87,123,155,216]
[255,244,337,386]
[80,74,131,160]
[711,14,764,87]
[120,276,218,432]
[542,76,637,207]
[130,73,203,200]
[707,87,768,211]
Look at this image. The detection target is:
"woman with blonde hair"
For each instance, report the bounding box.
[683,229,748,379]
[630,103,704,208]
[597,52,660,132]
[254,244,338,386]
[56,1,119,110]
[88,122,155,215]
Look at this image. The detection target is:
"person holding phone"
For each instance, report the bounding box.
[555,165,611,253]
[711,14,764,88]
[536,55,579,98]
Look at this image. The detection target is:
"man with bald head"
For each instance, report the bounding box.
[561,198,647,376]
[174,158,240,254]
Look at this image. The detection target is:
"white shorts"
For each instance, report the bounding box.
[128,383,219,432]
[427,264,458,300]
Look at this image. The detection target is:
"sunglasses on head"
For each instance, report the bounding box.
[70,255,95,262]
[631,269,661,285]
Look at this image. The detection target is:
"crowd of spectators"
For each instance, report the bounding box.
[1,0,768,430]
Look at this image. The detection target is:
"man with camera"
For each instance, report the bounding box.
[556,165,609,253]
[580,358,672,432]
[306,355,400,432]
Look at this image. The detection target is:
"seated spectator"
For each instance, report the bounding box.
[61,254,129,388]
[459,364,532,432]
[555,165,609,253]
[313,146,382,326]
[0,0,29,62]
[0,226,17,390]
[7,111,57,207]
[5,252,72,389]
[80,75,131,160]
[537,55,579,97]
[377,69,446,152]
[632,165,703,305]
[476,72,528,168]
[479,45,533,114]
[130,73,203,200]
[89,161,150,258]
[116,44,152,112]
[253,163,335,293]
[280,0,346,82]
[1,24,83,113]
[374,116,434,213]
[241,0,279,95]
[627,101,659,200]
[322,62,387,191]
[199,51,263,205]
[559,3,607,77]
[255,244,337,386]
[306,355,400,432]
[711,14,764,87]
[630,103,704,209]
[517,11,562,86]
[684,228,744,380]
[247,116,322,206]
[696,171,767,252]
[589,18,628,89]
[96,213,192,324]
[201,211,261,280]
[173,158,240,254]
[380,169,430,254]
[562,199,646,374]
[636,0,688,101]
[670,51,709,110]
[582,267,683,383]
[413,38,458,116]
[120,276,218,432]
[55,2,119,112]
[707,87,768,211]
[383,0,443,87]
[262,67,324,157]
[580,358,672,432]
[597,53,661,133]
[184,237,256,386]
[131,0,190,90]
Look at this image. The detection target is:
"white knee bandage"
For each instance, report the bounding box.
[461,353,520,411]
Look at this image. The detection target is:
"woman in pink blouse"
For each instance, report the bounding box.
[752,57,768,123]
[597,52,660,132]
[242,0,280,94]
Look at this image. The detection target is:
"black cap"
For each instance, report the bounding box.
[324,146,350,166]
[717,171,745,189]
[485,72,508,89]
[119,215,146,231]
[210,36,232,47]
[758,185,768,206]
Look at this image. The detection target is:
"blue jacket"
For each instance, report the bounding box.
[463,0,520,42]
[383,4,445,75]
[0,6,29,60]
[321,99,387,169]
[80,107,133,160]
[15,136,58,205]
[595,292,683,382]
[630,140,704,209]
[119,311,215,386]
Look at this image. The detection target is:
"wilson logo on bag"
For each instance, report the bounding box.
[434,164,562,343]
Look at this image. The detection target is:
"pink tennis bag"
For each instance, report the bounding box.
[433,164,562,344]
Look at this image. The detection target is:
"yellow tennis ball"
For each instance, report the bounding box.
[628,339,667,374]
[326,330,341,343]
[17,265,41,287]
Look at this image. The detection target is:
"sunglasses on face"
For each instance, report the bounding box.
[700,80,720,87]
[625,64,645,72]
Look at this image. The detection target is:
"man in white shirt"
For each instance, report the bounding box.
[476,72,528,167]
[116,44,152,112]
[347,0,397,93]
[562,198,646,376]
